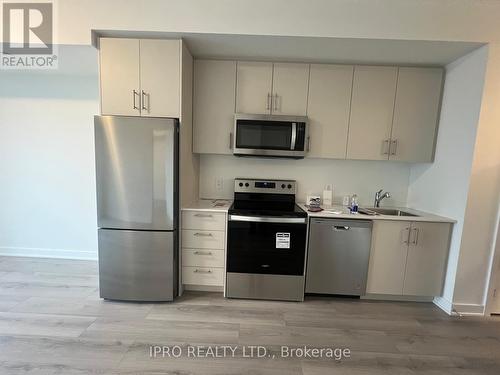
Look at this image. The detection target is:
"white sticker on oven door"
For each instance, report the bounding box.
[276,233,290,249]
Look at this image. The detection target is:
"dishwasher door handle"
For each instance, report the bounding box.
[333,226,350,231]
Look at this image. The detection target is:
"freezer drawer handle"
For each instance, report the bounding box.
[194,251,213,255]
[194,232,213,237]
[194,268,212,273]
[333,226,350,231]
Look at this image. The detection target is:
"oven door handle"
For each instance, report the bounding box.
[229,215,306,224]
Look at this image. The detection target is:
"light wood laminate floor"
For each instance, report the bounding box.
[0,256,499,374]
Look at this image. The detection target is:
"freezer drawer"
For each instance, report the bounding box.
[98,229,176,301]
[306,219,372,296]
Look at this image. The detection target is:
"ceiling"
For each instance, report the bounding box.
[0,32,483,77]
[93,31,484,66]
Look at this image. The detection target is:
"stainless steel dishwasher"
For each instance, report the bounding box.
[305,218,372,296]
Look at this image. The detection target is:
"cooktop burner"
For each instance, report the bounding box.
[229,178,306,218]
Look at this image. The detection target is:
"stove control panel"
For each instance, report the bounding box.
[234,178,297,195]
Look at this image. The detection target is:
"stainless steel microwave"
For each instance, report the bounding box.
[233,114,308,159]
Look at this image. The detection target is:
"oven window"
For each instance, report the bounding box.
[236,120,292,150]
[227,221,307,275]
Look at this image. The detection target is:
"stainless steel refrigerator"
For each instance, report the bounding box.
[94,115,178,301]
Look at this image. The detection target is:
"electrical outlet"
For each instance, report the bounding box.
[215,177,224,191]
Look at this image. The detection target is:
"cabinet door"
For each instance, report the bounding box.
[403,222,451,296]
[271,63,309,116]
[346,66,398,160]
[307,64,353,158]
[366,220,411,295]
[193,60,236,154]
[140,39,181,118]
[390,67,443,162]
[99,38,140,116]
[235,61,273,114]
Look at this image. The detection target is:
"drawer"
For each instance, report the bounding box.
[182,229,225,250]
[182,211,226,231]
[182,266,224,286]
[182,248,224,267]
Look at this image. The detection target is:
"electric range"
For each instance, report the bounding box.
[226,178,307,301]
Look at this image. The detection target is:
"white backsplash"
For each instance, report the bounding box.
[199,155,411,207]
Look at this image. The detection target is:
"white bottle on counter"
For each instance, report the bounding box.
[322,184,333,208]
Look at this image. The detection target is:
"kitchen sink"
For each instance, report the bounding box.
[359,207,419,217]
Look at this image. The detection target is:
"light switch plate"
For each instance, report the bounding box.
[215,177,224,191]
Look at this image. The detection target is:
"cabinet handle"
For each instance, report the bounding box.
[194,268,212,273]
[229,132,233,150]
[274,93,279,111]
[194,213,213,218]
[266,93,271,110]
[306,136,311,152]
[194,232,213,237]
[382,139,390,155]
[132,90,140,111]
[194,251,213,256]
[141,90,149,111]
[390,139,398,156]
[402,227,410,244]
[411,227,419,245]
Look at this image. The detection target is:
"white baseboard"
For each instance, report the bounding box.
[452,303,485,316]
[0,246,97,261]
[433,296,454,315]
[362,294,433,302]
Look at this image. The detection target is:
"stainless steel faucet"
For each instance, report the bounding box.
[374,189,390,207]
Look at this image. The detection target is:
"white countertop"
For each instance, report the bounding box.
[182,199,232,212]
[297,203,456,223]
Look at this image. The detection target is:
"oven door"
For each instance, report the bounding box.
[227,215,307,276]
[233,114,307,158]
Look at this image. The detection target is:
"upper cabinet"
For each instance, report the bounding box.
[193,60,237,154]
[306,64,354,159]
[99,38,181,117]
[346,65,443,162]
[236,61,273,114]
[193,59,444,163]
[390,67,443,162]
[236,61,309,116]
[346,66,398,160]
[99,38,141,116]
[139,39,180,118]
[271,63,310,116]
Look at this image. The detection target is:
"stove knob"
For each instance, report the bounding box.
[281,184,286,189]
[245,183,249,187]
[238,182,243,187]
[287,184,292,189]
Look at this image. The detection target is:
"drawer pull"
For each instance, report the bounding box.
[194,232,213,237]
[194,251,213,255]
[194,213,213,218]
[194,269,212,273]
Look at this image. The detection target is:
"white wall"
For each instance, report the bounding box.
[52,0,500,45]
[200,155,411,206]
[0,68,99,260]
[407,46,489,307]
[453,43,500,309]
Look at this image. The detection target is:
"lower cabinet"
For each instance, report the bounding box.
[181,210,226,290]
[366,220,451,297]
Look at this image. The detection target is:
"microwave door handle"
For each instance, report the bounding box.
[290,122,297,150]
